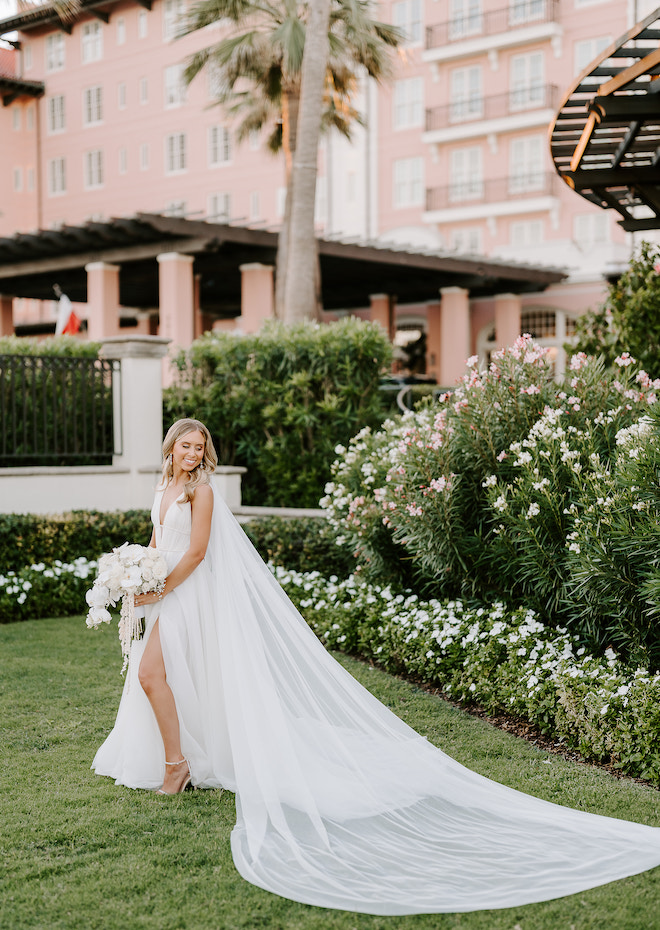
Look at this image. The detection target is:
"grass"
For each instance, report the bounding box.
[1,616,660,930]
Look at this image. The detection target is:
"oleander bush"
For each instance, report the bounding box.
[275,568,660,785]
[163,318,392,508]
[323,341,660,666]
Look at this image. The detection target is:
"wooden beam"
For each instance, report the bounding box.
[598,46,660,96]
[570,111,599,171]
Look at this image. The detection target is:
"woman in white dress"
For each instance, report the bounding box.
[93,418,660,916]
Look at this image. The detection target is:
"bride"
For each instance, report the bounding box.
[93,418,660,915]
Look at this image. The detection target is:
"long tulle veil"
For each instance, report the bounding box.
[206,482,660,914]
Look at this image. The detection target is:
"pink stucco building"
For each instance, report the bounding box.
[0,0,655,383]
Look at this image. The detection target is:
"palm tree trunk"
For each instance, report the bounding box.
[275,89,299,319]
[282,0,331,323]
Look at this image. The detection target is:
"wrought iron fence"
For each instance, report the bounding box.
[425,85,559,133]
[425,171,558,212]
[0,354,120,467]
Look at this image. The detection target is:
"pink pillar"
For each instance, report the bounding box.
[426,301,442,383]
[239,263,274,333]
[84,262,121,340]
[439,286,471,387]
[369,293,394,340]
[0,295,13,335]
[157,252,195,348]
[494,292,522,352]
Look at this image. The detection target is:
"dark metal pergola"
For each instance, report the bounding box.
[0,213,566,317]
[550,6,660,232]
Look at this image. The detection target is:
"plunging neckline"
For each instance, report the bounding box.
[158,485,186,527]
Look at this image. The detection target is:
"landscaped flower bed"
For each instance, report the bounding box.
[275,567,660,786]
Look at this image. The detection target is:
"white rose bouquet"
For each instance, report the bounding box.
[85,543,168,673]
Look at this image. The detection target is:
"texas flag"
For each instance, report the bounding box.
[55,292,81,335]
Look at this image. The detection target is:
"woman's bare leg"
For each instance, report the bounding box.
[138,619,189,793]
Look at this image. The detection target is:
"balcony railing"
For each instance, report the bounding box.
[425,171,558,212]
[426,0,559,50]
[425,84,558,132]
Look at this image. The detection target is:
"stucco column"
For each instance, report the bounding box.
[0,295,13,336]
[85,262,121,340]
[494,292,522,352]
[369,293,395,340]
[99,335,171,509]
[238,263,274,333]
[439,286,471,387]
[157,252,195,348]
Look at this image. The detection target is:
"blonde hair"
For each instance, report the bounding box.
[160,418,218,502]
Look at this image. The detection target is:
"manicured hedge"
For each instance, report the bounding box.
[243,516,355,578]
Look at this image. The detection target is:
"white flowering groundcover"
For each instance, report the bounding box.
[275,567,660,786]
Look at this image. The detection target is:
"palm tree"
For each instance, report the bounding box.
[181,0,402,321]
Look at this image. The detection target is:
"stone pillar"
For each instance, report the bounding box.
[85,262,121,340]
[369,293,395,340]
[426,301,442,383]
[0,295,13,335]
[494,292,522,352]
[238,263,274,333]
[157,253,195,348]
[439,286,470,387]
[99,335,171,509]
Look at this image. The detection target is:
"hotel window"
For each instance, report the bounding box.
[139,77,149,105]
[276,186,287,218]
[574,36,611,73]
[163,0,186,40]
[449,147,483,201]
[119,148,127,174]
[47,95,66,133]
[207,61,223,99]
[392,0,422,45]
[140,143,150,170]
[118,82,126,109]
[249,129,260,150]
[449,0,482,41]
[393,77,423,129]
[509,135,544,192]
[208,192,231,220]
[450,227,483,253]
[26,105,34,130]
[84,149,104,188]
[138,10,148,37]
[165,64,187,107]
[510,52,544,110]
[116,17,126,45]
[393,157,423,208]
[250,191,260,220]
[13,168,23,192]
[509,0,544,25]
[12,107,21,131]
[573,212,610,248]
[209,125,232,165]
[24,44,32,70]
[81,22,103,63]
[165,201,187,217]
[27,168,35,191]
[510,219,544,247]
[46,33,65,72]
[48,157,66,195]
[165,132,187,172]
[83,86,103,125]
[450,65,482,122]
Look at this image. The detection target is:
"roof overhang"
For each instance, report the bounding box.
[0,0,128,36]
[0,214,566,315]
[0,71,44,104]
[550,6,660,231]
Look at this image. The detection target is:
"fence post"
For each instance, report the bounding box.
[99,335,171,509]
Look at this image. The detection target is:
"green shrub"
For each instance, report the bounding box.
[243,516,356,578]
[0,510,152,572]
[0,559,94,622]
[0,335,100,357]
[163,319,392,508]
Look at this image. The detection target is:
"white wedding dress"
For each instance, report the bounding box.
[93,481,660,915]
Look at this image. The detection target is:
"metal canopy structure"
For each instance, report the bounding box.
[0,213,565,316]
[550,7,660,232]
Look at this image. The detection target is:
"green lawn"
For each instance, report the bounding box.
[1,615,660,930]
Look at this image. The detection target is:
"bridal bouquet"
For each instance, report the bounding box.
[85,543,168,673]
